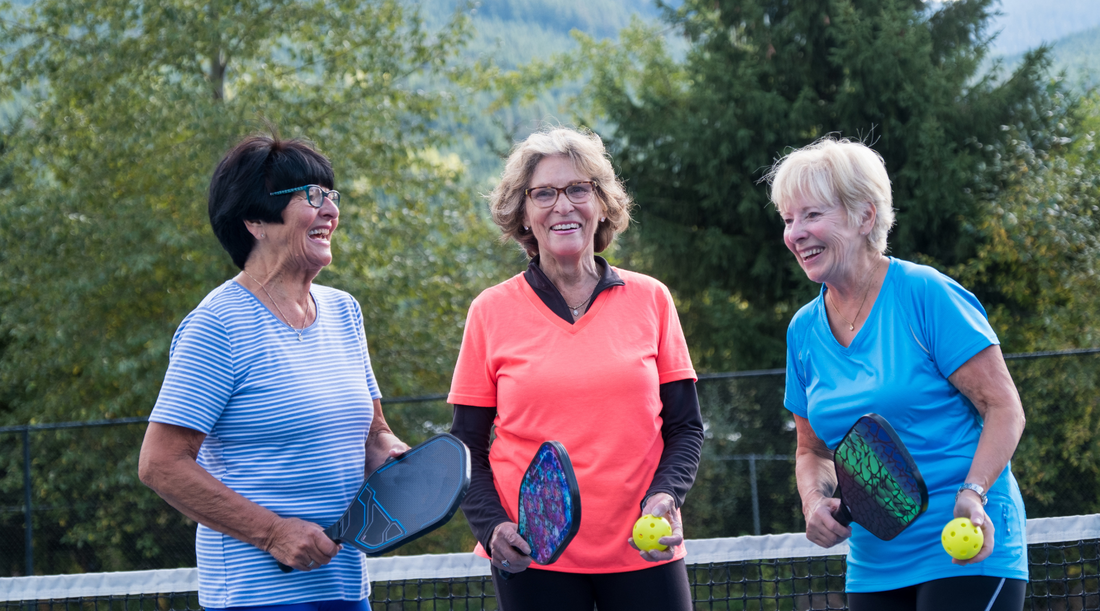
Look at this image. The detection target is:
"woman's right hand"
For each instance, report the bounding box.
[804,496,852,549]
[265,516,342,571]
[489,522,533,573]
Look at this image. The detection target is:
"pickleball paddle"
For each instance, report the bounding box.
[278,432,470,571]
[832,413,927,541]
[515,440,581,566]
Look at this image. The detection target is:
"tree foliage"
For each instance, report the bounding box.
[549,0,1088,370]
[0,0,511,573]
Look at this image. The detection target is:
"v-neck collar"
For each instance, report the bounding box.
[523,255,625,325]
[819,257,896,353]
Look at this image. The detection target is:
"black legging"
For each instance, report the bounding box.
[848,575,1026,611]
[490,559,693,611]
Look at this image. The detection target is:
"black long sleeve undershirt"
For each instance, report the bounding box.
[449,379,704,553]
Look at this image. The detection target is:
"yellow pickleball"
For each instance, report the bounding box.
[941,517,984,560]
[633,514,672,551]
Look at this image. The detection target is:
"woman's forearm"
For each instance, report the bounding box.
[365,398,410,474]
[948,346,1026,493]
[450,404,510,549]
[792,415,837,518]
[138,422,281,551]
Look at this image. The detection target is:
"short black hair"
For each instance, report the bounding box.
[208,135,335,269]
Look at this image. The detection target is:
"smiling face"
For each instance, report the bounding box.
[780,193,872,287]
[524,155,602,264]
[263,189,340,274]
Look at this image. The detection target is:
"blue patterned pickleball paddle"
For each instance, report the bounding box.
[516,441,581,565]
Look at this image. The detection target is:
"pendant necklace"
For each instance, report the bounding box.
[243,270,308,341]
[828,260,880,332]
[568,295,593,317]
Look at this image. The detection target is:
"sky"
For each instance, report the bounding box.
[989,0,1100,56]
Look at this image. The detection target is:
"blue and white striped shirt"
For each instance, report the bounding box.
[150,280,381,607]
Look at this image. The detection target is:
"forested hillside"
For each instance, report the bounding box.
[1001,25,1100,91]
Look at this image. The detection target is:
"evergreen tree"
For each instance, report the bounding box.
[573,0,1077,371]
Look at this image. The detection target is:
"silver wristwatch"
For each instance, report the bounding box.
[956,482,988,506]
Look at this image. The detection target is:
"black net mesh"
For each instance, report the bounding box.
[3,532,1097,611]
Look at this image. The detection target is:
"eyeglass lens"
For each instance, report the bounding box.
[529,182,593,206]
[307,186,340,208]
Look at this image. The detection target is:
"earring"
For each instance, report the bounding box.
[260,233,265,238]
[523,226,529,231]
[600,217,606,222]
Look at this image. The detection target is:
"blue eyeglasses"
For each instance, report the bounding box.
[270,185,340,209]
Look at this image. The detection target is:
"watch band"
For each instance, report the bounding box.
[956,482,988,506]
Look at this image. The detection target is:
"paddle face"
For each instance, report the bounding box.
[517,441,580,565]
[324,432,470,556]
[833,413,928,541]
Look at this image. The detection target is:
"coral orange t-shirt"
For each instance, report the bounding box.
[447,269,696,573]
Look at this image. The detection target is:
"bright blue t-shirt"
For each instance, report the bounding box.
[784,258,1028,592]
[150,281,381,607]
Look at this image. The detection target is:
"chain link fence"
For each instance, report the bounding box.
[1,350,1097,577]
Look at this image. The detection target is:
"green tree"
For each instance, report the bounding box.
[954,92,1100,517]
[0,0,509,573]
[561,0,1075,370]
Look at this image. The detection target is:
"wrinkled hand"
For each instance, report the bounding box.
[264,516,341,571]
[804,497,852,549]
[365,432,411,474]
[628,493,684,563]
[489,522,533,573]
[953,491,995,565]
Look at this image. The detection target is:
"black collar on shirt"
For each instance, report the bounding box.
[524,255,625,324]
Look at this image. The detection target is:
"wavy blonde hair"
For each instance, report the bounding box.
[764,136,895,253]
[489,127,632,258]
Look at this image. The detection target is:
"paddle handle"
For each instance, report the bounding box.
[275,526,340,573]
[833,500,853,527]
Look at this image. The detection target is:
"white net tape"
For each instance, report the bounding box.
[2,513,1098,602]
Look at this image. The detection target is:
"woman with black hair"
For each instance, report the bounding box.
[139,135,408,610]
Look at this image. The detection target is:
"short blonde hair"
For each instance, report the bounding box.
[489,127,632,258]
[764,136,895,253]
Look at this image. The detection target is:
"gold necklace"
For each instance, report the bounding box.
[242,270,308,341]
[828,260,880,332]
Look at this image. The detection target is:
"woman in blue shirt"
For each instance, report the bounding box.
[765,137,1028,611]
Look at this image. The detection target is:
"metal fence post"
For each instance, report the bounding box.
[748,454,760,536]
[23,427,33,576]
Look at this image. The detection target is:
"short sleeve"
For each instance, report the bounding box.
[352,299,382,400]
[784,320,809,418]
[447,297,498,407]
[655,283,696,384]
[910,270,999,379]
[149,309,234,433]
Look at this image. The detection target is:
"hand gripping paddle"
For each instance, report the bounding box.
[833,413,928,541]
[516,441,581,566]
[278,433,470,571]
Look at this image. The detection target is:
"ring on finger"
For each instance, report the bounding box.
[307,560,315,568]
[501,559,511,568]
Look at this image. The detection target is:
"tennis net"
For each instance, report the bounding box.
[2,514,1096,610]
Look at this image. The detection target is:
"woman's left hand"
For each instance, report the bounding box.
[952,490,995,565]
[629,492,684,562]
